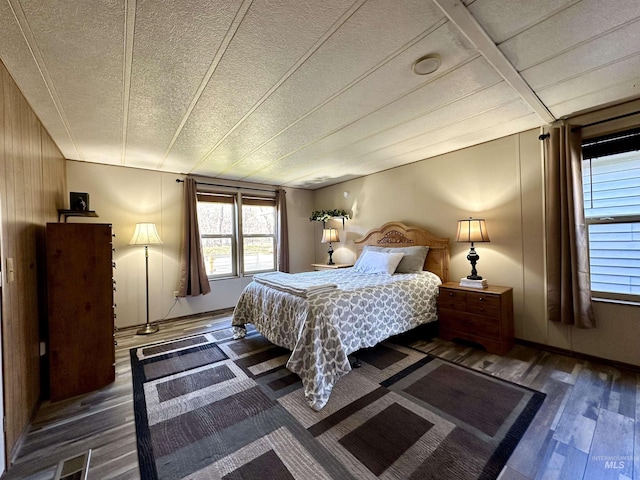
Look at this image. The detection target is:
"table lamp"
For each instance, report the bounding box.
[456,217,490,280]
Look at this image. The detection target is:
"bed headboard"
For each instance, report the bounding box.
[353,221,450,282]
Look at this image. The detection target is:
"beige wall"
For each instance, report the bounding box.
[66,161,315,329]
[314,128,640,366]
[67,125,640,365]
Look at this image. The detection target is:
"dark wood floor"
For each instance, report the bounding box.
[3,314,638,479]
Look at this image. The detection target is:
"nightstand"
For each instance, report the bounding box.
[437,282,514,355]
[311,263,353,271]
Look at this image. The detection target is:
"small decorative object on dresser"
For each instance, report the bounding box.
[59,192,97,221]
[438,282,514,355]
[70,191,90,211]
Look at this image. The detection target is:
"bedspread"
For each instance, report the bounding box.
[232,269,441,410]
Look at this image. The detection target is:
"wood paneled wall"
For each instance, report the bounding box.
[0,60,66,462]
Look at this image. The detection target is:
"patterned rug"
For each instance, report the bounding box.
[131,328,545,480]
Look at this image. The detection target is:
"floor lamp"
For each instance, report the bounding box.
[129,223,163,335]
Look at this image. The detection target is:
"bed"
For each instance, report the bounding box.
[231,222,450,410]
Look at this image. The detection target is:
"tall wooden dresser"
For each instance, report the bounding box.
[46,223,115,401]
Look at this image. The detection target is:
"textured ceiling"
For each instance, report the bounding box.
[1,0,639,189]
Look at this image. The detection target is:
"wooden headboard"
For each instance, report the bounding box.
[353,222,450,282]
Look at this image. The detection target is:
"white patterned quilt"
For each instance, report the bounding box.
[231,268,441,410]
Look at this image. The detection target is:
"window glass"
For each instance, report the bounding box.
[588,222,640,295]
[582,132,640,299]
[197,199,234,235]
[197,198,235,277]
[243,237,275,272]
[200,237,233,276]
[583,150,640,218]
[242,200,276,273]
[242,203,275,234]
[197,191,276,277]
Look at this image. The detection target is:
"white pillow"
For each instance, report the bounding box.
[353,250,405,274]
[363,245,429,273]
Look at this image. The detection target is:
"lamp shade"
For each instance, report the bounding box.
[456,218,490,243]
[321,227,339,243]
[129,223,163,246]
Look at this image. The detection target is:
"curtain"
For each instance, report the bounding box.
[178,178,211,296]
[275,188,290,272]
[543,123,595,328]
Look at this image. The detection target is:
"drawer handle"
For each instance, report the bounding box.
[448,292,454,296]
[479,297,485,301]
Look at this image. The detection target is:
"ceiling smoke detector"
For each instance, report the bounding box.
[412,54,441,75]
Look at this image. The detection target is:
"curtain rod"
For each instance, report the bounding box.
[175,178,276,193]
[570,110,640,132]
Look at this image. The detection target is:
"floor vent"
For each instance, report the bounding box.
[53,450,91,480]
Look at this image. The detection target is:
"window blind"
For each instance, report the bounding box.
[582,129,640,296]
[582,127,640,160]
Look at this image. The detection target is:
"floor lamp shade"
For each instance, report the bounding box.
[129,223,163,335]
[129,223,163,246]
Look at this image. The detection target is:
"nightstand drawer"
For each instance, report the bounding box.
[438,289,466,310]
[439,309,501,339]
[465,293,501,318]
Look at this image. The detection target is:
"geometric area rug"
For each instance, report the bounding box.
[131,328,545,480]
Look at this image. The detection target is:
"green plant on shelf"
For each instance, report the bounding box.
[309,209,350,223]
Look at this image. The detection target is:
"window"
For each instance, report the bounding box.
[197,191,276,278]
[241,196,277,273]
[582,127,640,300]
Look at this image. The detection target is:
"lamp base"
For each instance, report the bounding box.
[327,243,335,265]
[466,274,483,280]
[136,323,159,335]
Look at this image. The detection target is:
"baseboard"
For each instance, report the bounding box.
[515,338,640,373]
[117,307,235,333]
[9,396,41,466]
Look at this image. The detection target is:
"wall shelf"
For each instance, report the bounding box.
[57,209,98,222]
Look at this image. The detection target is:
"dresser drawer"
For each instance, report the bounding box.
[438,288,466,311]
[465,292,501,318]
[439,309,501,340]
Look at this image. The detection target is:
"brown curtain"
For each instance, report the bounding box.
[178,178,211,296]
[275,188,290,272]
[544,124,595,328]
